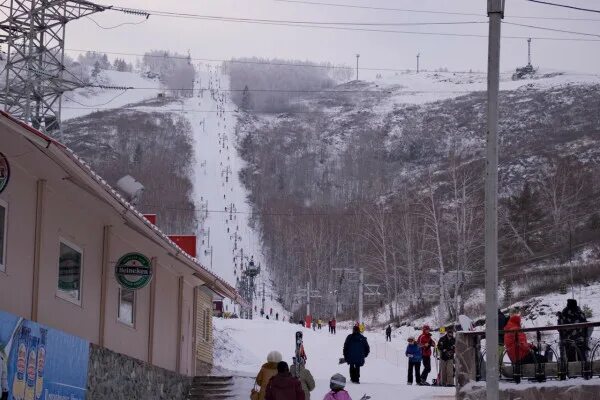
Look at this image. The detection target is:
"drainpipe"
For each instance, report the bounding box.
[31,179,45,321]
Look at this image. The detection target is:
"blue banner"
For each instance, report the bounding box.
[0,310,89,400]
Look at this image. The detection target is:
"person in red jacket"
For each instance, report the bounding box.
[265,361,305,400]
[504,314,538,364]
[417,324,436,385]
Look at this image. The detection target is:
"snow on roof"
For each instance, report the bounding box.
[0,111,240,302]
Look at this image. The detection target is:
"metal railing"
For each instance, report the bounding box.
[462,321,600,384]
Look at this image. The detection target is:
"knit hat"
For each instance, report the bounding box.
[330,373,347,390]
[407,336,415,342]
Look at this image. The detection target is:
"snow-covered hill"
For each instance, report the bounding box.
[61,70,161,120]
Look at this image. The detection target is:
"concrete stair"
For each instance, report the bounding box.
[187,376,236,400]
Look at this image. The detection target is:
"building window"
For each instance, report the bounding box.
[118,288,135,326]
[57,240,83,304]
[0,200,6,271]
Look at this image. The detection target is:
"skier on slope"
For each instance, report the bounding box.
[343,326,370,384]
[385,325,392,342]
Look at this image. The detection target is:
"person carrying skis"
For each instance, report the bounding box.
[385,325,392,342]
[322,374,352,400]
[343,326,370,384]
[437,327,456,386]
[290,358,316,400]
[265,361,305,400]
[405,336,422,385]
[417,324,435,385]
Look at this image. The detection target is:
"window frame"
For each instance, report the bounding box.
[56,238,84,306]
[117,287,136,328]
[0,199,7,272]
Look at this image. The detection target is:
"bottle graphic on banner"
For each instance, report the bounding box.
[12,327,29,400]
[23,336,39,400]
[34,329,47,399]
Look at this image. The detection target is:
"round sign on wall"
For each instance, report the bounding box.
[0,152,9,194]
[115,252,153,290]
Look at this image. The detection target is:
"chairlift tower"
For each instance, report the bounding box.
[0,0,107,132]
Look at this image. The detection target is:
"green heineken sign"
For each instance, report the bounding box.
[115,252,153,290]
[0,152,9,194]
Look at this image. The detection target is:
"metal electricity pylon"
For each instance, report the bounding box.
[0,1,107,132]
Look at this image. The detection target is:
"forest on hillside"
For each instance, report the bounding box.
[59,104,197,235]
[234,77,600,325]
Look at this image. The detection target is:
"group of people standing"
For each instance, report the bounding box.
[254,325,371,400]
[404,324,456,387]
[499,299,590,366]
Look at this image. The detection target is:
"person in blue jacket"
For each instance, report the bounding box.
[343,326,370,384]
[405,336,423,385]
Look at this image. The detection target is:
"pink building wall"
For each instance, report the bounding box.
[0,117,222,376]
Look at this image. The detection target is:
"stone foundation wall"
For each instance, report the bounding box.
[459,381,600,400]
[87,344,192,400]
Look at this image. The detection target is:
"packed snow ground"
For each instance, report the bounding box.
[214,317,454,399]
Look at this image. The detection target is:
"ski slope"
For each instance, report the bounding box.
[187,64,287,318]
[214,317,454,400]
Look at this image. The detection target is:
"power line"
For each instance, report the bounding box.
[526,0,600,14]
[98,7,600,42]
[504,21,600,38]
[273,0,600,21]
[107,6,487,27]
[86,15,149,29]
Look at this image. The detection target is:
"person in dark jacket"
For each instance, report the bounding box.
[405,337,422,385]
[559,299,588,361]
[385,325,392,342]
[437,328,456,386]
[498,309,508,365]
[343,326,370,384]
[265,361,305,400]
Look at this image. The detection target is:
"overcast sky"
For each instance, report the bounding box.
[66,0,600,75]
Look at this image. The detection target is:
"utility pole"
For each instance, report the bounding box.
[262,282,266,313]
[355,54,360,81]
[527,38,532,66]
[306,281,311,317]
[485,2,504,400]
[358,268,364,323]
[416,53,420,73]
